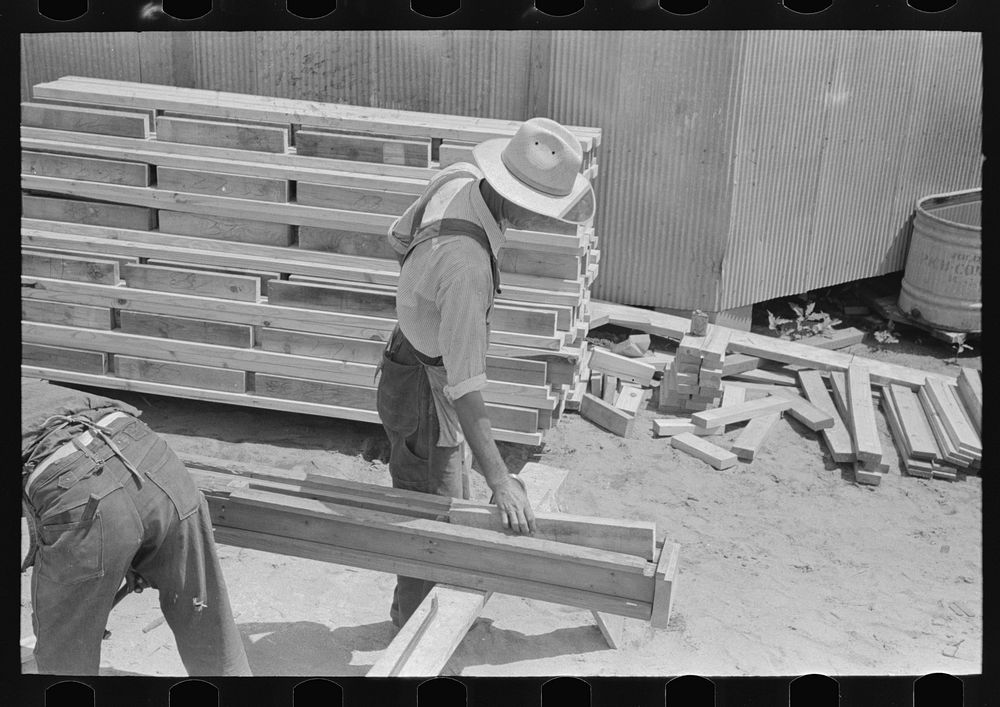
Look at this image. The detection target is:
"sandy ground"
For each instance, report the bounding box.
[20,333,982,678]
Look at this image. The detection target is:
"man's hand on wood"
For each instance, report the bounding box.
[491,475,536,535]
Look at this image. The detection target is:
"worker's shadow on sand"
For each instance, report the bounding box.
[442,618,609,674]
[238,619,396,676]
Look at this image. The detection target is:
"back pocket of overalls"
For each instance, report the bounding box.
[36,470,123,585]
[142,441,202,521]
[376,352,424,438]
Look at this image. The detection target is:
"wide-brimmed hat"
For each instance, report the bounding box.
[473,117,595,224]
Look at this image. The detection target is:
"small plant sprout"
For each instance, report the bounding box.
[768,301,842,341]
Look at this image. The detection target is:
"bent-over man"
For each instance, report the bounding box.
[21,377,251,675]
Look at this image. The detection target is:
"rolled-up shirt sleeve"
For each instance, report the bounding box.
[435,261,492,401]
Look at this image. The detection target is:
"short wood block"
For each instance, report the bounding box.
[614,384,644,415]
[21,101,150,138]
[22,343,107,374]
[670,432,737,469]
[23,194,157,231]
[589,371,604,398]
[581,393,635,438]
[157,166,290,203]
[601,375,619,404]
[158,210,295,246]
[22,151,151,186]
[119,311,254,348]
[155,115,289,153]
[296,225,397,260]
[653,418,722,437]
[115,355,247,394]
[691,396,793,429]
[295,130,431,167]
[21,300,114,330]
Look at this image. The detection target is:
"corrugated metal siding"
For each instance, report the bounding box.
[20,31,982,312]
[20,33,141,101]
[719,31,981,310]
[548,31,744,308]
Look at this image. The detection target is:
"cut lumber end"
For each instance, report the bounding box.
[649,542,681,629]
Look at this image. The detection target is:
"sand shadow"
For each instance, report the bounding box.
[237,619,396,677]
[442,619,610,674]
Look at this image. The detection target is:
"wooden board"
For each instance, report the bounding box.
[448,506,656,561]
[297,225,397,260]
[649,542,681,629]
[156,166,290,203]
[778,394,835,432]
[259,328,384,364]
[589,347,656,386]
[219,488,654,604]
[690,397,792,429]
[22,343,106,374]
[144,258,278,297]
[115,355,247,393]
[157,210,295,247]
[122,263,261,302]
[652,418,721,438]
[21,299,114,330]
[589,371,604,399]
[499,249,582,281]
[924,378,981,458]
[22,194,157,231]
[22,150,151,186]
[797,370,855,463]
[253,373,378,410]
[601,375,619,404]
[719,384,747,409]
[21,101,150,138]
[22,250,120,285]
[296,182,416,215]
[295,130,431,167]
[701,325,731,367]
[155,115,290,153]
[580,393,635,438]
[887,384,939,460]
[266,279,396,318]
[918,387,973,468]
[881,388,934,478]
[671,433,737,470]
[730,413,781,462]
[118,310,253,348]
[845,364,882,464]
[955,367,982,435]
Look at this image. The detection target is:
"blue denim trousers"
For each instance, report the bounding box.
[376,329,465,628]
[23,414,251,676]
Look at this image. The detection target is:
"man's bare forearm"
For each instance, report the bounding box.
[452,390,509,490]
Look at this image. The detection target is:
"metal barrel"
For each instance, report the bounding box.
[898,188,981,333]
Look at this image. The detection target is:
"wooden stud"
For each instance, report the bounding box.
[122,263,261,302]
[730,413,781,462]
[602,374,619,404]
[23,194,157,231]
[120,311,254,349]
[295,130,431,167]
[887,384,938,460]
[845,364,882,464]
[797,370,855,463]
[924,378,981,458]
[670,433,738,469]
[719,384,747,409]
[955,367,982,435]
[21,299,114,330]
[652,418,722,438]
[296,182,417,216]
[22,251,121,285]
[690,396,793,429]
[589,347,657,386]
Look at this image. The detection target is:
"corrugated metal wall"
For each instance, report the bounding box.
[20,30,981,311]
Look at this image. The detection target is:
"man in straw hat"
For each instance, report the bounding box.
[378,118,595,627]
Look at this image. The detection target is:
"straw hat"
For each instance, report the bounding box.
[473,117,595,224]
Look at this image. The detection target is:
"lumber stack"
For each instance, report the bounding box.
[19,76,604,446]
[658,325,731,413]
[181,453,675,625]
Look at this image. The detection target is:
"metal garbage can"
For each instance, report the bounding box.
[898,188,981,333]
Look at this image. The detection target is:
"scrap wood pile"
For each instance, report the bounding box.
[580,301,982,486]
[19,76,603,447]
[180,453,679,627]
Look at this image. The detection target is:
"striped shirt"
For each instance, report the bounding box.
[395,169,505,401]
